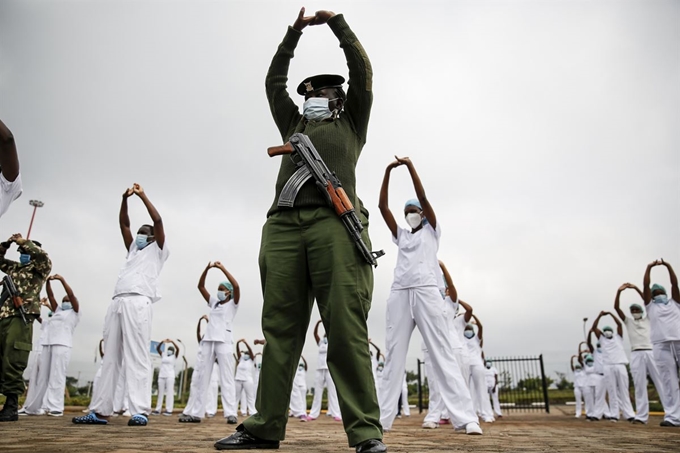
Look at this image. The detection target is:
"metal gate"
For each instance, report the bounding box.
[417,354,549,413]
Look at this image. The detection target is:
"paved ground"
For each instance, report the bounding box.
[2,406,679,452]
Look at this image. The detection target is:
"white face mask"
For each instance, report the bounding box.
[62,302,72,311]
[243,353,250,361]
[603,331,614,339]
[653,294,669,305]
[167,350,174,356]
[217,291,227,302]
[632,312,643,320]
[405,212,422,229]
[464,330,475,339]
[303,97,333,121]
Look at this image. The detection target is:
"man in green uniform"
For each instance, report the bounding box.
[214,8,385,453]
[0,233,52,422]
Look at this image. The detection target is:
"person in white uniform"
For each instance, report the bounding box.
[24,275,80,416]
[571,355,586,418]
[180,316,209,422]
[591,311,635,421]
[206,360,220,418]
[643,259,680,427]
[235,339,257,416]
[396,372,410,418]
[153,339,179,416]
[614,282,665,424]
[484,360,502,418]
[184,261,241,424]
[586,330,611,420]
[289,356,308,421]
[74,183,169,427]
[0,118,22,220]
[376,156,481,435]
[581,353,600,420]
[18,299,51,416]
[308,320,341,421]
[463,319,495,423]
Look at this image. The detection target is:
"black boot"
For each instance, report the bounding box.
[0,394,19,422]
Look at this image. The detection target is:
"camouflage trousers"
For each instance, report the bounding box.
[0,316,33,396]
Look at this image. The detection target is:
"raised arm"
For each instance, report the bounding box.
[570,355,577,372]
[133,184,165,249]
[99,339,104,358]
[661,260,680,303]
[0,118,19,182]
[326,12,373,142]
[587,329,596,353]
[53,274,79,313]
[156,341,163,356]
[459,299,474,323]
[368,340,381,359]
[45,277,59,312]
[314,320,323,344]
[397,157,437,230]
[197,315,208,344]
[214,261,241,305]
[439,260,458,303]
[472,313,484,346]
[642,260,660,305]
[378,160,399,238]
[578,341,591,354]
[301,355,307,371]
[614,284,628,321]
[608,312,623,337]
[119,188,134,251]
[197,262,212,303]
[244,340,254,359]
[591,312,605,338]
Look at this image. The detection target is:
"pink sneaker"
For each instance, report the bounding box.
[299,415,308,422]
[333,416,342,422]
[306,416,316,421]
[439,418,451,425]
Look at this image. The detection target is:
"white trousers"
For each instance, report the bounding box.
[206,365,219,416]
[235,379,256,415]
[155,376,174,413]
[90,295,153,416]
[586,374,609,419]
[629,349,664,423]
[653,340,680,424]
[378,287,477,430]
[24,345,71,413]
[423,347,443,423]
[574,385,584,417]
[309,369,340,418]
[290,383,308,417]
[400,375,410,416]
[113,366,128,413]
[604,363,635,420]
[187,340,236,418]
[488,385,502,417]
[182,347,205,416]
[469,362,494,421]
[22,351,43,413]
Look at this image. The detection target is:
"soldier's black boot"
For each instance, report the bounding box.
[0,394,19,422]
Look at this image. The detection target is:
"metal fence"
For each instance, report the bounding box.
[416,354,549,414]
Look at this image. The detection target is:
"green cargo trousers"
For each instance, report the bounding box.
[242,207,383,447]
[0,315,33,396]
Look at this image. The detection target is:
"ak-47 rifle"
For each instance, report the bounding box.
[268,133,385,267]
[0,275,28,324]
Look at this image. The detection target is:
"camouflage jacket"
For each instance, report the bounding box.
[0,240,52,319]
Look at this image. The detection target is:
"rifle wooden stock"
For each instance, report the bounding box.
[326,183,354,216]
[267,142,294,157]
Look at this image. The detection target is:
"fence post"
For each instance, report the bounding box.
[417,359,423,414]
[539,354,550,413]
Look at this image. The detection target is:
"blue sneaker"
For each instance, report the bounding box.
[128,414,148,426]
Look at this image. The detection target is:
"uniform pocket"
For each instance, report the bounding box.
[11,340,32,369]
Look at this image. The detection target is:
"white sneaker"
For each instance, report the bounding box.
[465,422,483,435]
[122,410,132,417]
[421,421,438,429]
[17,408,26,415]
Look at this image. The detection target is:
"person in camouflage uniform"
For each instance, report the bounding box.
[0,233,52,422]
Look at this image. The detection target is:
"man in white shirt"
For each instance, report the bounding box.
[614,283,665,424]
[591,311,635,421]
[182,261,240,424]
[153,339,179,416]
[643,259,680,427]
[308,320,341,421]
[0,118,21,220]
[18,299,52,416]
[484,361,502,418]
[74,184,168,427]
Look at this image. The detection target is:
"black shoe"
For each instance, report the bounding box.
[179,414,201,423]
[631,419,646,425]
[226,415,238,424]
[660,420,680,427]
[0,395,19,422]
[355,439,387,453]
[214,425,280,450]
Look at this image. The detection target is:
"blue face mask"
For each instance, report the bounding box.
[653,294,669,305]
[303,97,335,121]
[19,254,31,265]
[243,353,250,361]
[135,234,149,249]
[464,330,475,339]
[62,302,72,311]
[217,291,230,302]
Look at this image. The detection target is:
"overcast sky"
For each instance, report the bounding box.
[1,0,678,390]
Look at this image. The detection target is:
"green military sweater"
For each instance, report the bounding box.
[0,240,52,319]
[265,14,373,218]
